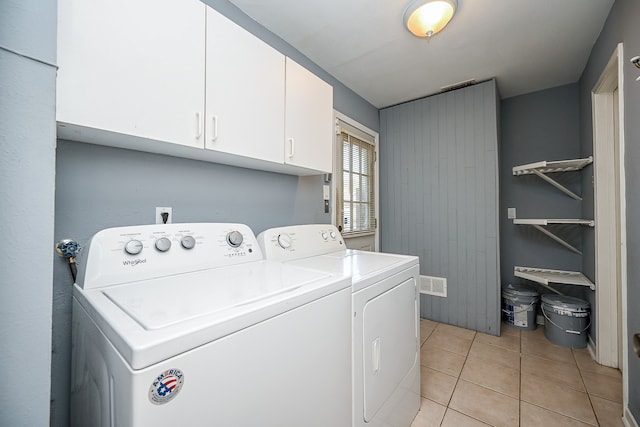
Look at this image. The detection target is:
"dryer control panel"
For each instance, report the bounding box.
[257,224,345,262]
[77,223,263,289]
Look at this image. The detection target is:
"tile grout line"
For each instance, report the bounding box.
[455,328,524,425]
[420,321,623,427]
[437,323,463,409]
[422,322,488,426]
[574,348,604,427]
[443,330,495,427]
[421,322,456,426]
[516,327,591,426]
[521,328,600,426]
[519,329,522,427]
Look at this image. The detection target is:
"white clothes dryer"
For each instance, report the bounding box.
[71,223,352,427]
[257,224,421,427]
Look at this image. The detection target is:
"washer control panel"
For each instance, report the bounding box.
[78,223,262,289]
[257,224,345,262]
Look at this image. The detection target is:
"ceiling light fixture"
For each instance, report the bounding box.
[403,0,457,38]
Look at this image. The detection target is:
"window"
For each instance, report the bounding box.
[337,126,376,236]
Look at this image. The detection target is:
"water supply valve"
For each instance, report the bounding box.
[56,239,80,283]
[56,239,80,259]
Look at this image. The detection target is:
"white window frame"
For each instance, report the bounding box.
[332,111,379,250]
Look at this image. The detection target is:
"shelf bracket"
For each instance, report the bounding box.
[531,169,582,200]
[535,282,564,295]
[531,224,582,255]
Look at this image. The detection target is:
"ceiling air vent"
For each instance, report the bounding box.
[440,79,476,93]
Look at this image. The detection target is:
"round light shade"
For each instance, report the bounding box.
[403,0,457,37]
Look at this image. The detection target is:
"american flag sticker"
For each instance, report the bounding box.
[149,368,185,405]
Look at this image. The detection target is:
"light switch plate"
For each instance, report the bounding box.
[507,208,516,219]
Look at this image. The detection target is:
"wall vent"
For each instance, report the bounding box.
[419,275,447,297]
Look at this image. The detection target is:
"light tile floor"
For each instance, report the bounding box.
[412,319,624,427]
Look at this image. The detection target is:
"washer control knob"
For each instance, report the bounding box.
[181,235,196,249]
[226,231,243,248]
[321,231,328,240]
[155,237,172,252]
[277,233,292,249]
[329,231,337,240]
[124,239,143,255]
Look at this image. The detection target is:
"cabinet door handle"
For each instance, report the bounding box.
[372,337,380,375]
[288,138,295,158]
[211,115,218,142]
[195,112,202,139]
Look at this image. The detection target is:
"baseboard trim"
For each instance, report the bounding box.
[587,336,597,360]
[623,407,639,427]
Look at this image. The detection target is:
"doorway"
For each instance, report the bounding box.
[592,43,627,374]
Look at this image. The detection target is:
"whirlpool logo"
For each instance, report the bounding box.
[122,258,147,267]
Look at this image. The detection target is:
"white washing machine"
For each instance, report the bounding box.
[71,223,352,427]
[257,224,421,427]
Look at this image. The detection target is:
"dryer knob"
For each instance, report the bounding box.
[321,232,328,240]
[155,237,172,252]
[226,231,243,248]
[329,231,337,240]
[124,239,143,255]
[277,233,292,249]
[181,235,196,249]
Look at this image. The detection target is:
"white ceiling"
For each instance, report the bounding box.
[227,0,614,108]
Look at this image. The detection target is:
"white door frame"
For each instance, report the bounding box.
[592,42,628,384]
[332,110,380,251]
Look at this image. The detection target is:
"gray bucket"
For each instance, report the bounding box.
[541,294,590,348]
[502,284,539,331]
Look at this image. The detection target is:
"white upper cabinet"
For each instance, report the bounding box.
[57,1,333,175]
[57,0,206,148]
[205,8,285,163]
[285,58,334,173]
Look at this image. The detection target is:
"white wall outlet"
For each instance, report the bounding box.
[507,207,516,219]
[156,207,172,224]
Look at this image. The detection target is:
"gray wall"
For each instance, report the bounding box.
[500,84,585,296]
[0,0,57,425]
[50,1,379,425]
[578,0,640,419]
[51,143,332,425]
[379,80,500,335]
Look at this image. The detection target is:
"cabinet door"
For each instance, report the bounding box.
[205,7,285,163]
[57,0,205,148]
[284,58,334,173]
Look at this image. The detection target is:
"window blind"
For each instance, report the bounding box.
[338,130,376,235]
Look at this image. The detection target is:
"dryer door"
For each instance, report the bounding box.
[362,276,418,421]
